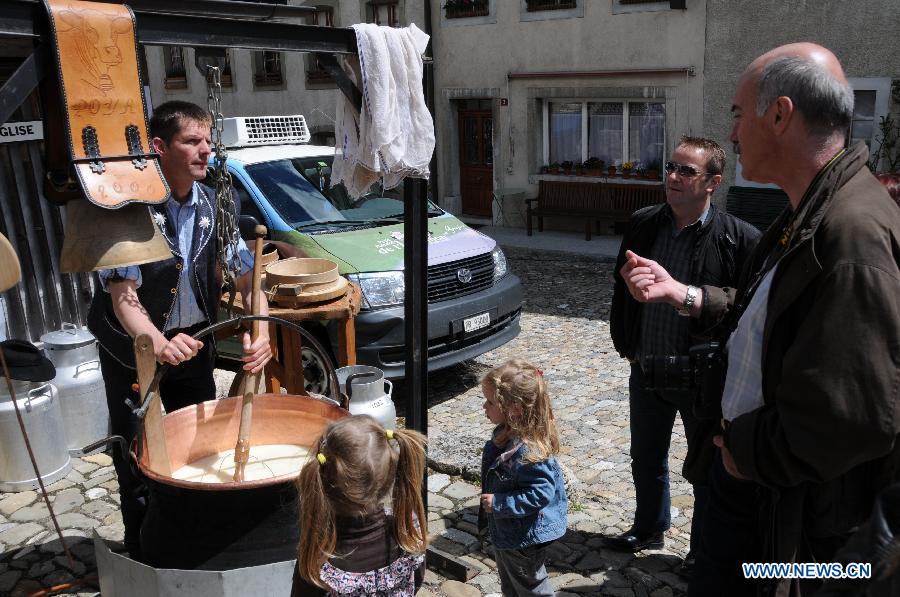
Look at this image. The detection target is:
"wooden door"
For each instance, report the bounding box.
[458,110,493,217]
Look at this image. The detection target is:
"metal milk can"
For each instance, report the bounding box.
[0,379,71,491]
[335,365,396,430]
[40,323,109,454]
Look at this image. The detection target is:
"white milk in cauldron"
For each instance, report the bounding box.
[171,444,311,484]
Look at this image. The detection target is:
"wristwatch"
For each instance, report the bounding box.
[677,285,699,317]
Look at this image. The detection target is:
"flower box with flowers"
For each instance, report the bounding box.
[444,0,489,18]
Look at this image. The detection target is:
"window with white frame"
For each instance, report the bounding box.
[306,6,337,84]
[366,0,401,27]
[163,46,187,90]
[848,78,892,160]
[526,0,577,11]
[254,51,283,87]
[543,100,665,170]
[220,50,233,88]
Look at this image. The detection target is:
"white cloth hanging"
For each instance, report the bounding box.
[331,23,434,199]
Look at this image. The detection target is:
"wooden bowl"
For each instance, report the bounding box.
[265,257,338,287]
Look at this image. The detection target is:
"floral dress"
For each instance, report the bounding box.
[319,552,425,596]
[290,509,425,597]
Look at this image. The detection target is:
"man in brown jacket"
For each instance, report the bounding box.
[620,43,900,596]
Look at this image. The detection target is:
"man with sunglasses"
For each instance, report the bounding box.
[620,44,900,596]
[609,137,760,573]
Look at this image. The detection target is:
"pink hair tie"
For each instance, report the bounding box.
[536,369,544,377]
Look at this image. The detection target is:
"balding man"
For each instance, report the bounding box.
[620,43,900,596]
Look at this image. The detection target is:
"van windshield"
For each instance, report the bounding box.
[245,156,440,229]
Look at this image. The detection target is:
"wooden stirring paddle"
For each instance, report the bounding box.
[234,225,267,482]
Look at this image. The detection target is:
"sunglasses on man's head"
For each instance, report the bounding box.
[664,161,714,178]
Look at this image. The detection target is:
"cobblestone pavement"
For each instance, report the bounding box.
[419,246,692,597]
[0,245,694,596]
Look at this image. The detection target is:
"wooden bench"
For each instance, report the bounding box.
[525,180,665,240]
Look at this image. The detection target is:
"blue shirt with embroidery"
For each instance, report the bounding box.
[98,182,253,331]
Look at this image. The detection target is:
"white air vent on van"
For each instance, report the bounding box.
[221,115,311,147]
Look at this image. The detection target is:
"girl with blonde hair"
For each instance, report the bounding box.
[480,359,567,596]
[291,414,427,596]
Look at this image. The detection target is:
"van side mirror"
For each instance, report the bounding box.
[238,215,262,240]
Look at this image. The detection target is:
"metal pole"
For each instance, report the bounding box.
[403,180,427,437]
[401,1,433,437]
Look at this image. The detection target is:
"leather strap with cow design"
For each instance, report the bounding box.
[43,0,169,208]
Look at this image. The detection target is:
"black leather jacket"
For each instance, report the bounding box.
[610,202,760,361]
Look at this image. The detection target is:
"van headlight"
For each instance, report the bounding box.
[347,272,405,309]
[491,247,508,280]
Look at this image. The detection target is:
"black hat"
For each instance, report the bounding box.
[0,339,55,382]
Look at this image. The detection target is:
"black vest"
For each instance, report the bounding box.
[88,183,223,370]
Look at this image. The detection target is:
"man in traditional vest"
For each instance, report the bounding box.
[88,100,272,561]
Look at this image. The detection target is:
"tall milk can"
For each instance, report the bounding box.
[335,365,396,430]
[0,379,71,491]
[40,323,109,454]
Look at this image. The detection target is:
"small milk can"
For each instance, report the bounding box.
[335,365,396,430]
[40,323,109,454]
[0,379,71,491]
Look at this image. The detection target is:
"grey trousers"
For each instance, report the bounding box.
[494,542,555,597]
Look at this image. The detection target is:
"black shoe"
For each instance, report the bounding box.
[679,551,696,577]
[604,528,665,552]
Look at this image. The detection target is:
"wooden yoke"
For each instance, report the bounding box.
[43,0,169,208]
[134,334,170,476]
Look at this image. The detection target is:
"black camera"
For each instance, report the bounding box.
[640,342,728,419]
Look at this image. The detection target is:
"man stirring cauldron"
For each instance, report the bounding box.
[88,101,272,561]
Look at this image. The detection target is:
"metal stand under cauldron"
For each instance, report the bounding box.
[94,532,295,597]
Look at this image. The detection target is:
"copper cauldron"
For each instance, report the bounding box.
[137,393,346,490]
[136,393,347,570]
[132,315,348,570]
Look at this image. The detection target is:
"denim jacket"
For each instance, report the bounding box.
[479,427,567,549]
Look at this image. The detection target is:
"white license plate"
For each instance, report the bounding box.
[463,312,490,333]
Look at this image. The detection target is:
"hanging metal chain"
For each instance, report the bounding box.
[206,65,242,314]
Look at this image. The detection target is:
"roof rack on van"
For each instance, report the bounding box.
[222,115,311,148]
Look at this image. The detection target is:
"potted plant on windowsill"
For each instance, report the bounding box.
[621,161,634,179]
[560,160,574,175]
[607,164,618,177]
[584,157,604,177]
[548,162,560,175]
[646,161,661,181]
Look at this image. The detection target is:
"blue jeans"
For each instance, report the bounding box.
[629,364,708,549]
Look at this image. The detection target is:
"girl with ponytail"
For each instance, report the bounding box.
[291,414,427,597]
[480,359,567,596]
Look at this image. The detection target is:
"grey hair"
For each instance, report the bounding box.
[756,56,854,138]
